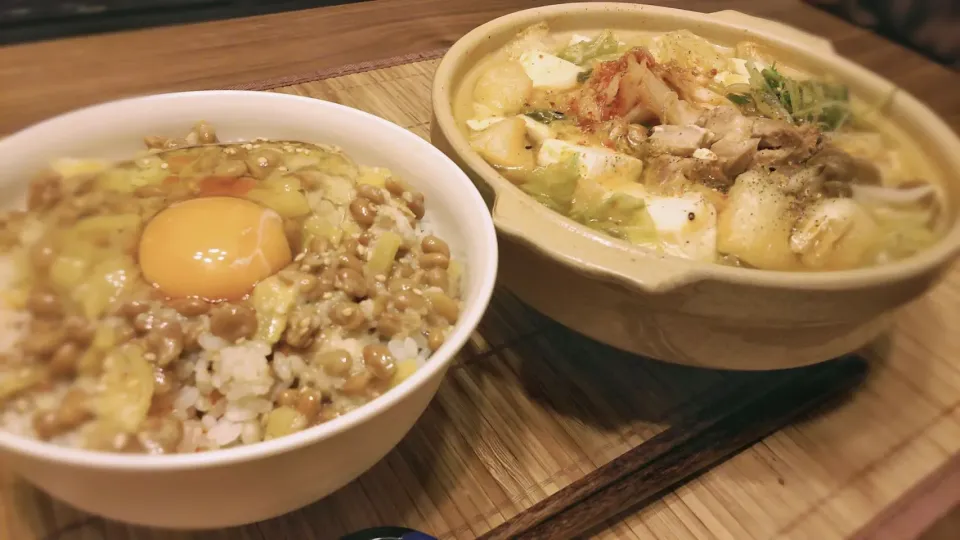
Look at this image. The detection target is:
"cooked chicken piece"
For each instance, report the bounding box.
[641,152,731,193]
[807,146,882,186]
[780,145,885,201]
[782,166,825,197]
[625,124,649,151]
[699,106,754,143]
[643,155,691,189]
[750,119,821,166]
[752,148,794,168]
[686,158,730,191]
[752,118,796,147]
[823,132,908,185]
[603,120,650,157]
[697,106,760,177]
[647,125,709,156]
[711,137,759,177]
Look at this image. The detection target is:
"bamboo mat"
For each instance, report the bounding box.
[3,54,960,540]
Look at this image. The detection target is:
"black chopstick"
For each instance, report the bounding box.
[477,356,869,539]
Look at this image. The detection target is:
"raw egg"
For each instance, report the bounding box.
[139,196,292,301]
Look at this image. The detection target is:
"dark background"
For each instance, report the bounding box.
[0,1,955,69]
[0,0,362,46]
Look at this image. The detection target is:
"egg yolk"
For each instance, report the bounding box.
[138,196,292,301]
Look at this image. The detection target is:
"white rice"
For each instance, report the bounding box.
[0,256,28,355]
[0,181,464,454]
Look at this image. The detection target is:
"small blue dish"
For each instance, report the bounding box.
[341,526,438,540]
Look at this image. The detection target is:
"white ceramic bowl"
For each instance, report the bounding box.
[0,91,498,529]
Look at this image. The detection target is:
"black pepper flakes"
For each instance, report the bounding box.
[687,212,696,221]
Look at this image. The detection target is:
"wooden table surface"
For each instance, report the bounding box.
[1,0,958,538]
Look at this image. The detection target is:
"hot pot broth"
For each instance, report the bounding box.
[454,23,947,271]
[0,123,464,454]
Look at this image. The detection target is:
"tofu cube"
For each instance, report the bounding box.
[519,51,586,91]
[538,139,644,181]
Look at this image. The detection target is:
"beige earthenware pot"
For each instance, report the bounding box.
[430,3,960,370]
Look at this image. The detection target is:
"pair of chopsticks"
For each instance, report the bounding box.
[476,356,869,539]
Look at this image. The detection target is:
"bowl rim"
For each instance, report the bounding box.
[431,2,960,292]
[0,90,500,470]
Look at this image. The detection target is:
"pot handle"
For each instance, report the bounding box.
[492,190,705,294]
[710,10,835,55]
